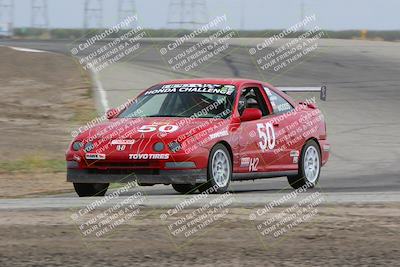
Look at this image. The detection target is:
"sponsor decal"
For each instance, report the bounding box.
[116,144,126,151]
[290,150,299,157]
[73,155,81,162]
[241,157,259,171]
[129,154,170,160]
[323,144,330,151]
[290,150,299,164]
[111,139,135,145]
[249,158,259,172]
[85,153,106,160]
[240,157,250,167]
[209,130,229,139]
[145,84,235,96]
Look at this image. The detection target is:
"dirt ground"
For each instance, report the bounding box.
[0,204,398,266]
[0,47,96,197]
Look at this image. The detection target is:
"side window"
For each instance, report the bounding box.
[263,86,293,114]
[238,87,269,116]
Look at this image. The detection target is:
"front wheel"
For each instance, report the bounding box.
[73,183,109,197]
[287,140,321,189]
[198,144,232,194]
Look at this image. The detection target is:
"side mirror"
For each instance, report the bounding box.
[298,101,317,109]
[106,108,118,120]
[307,103,317,109]
[240,108,262,122]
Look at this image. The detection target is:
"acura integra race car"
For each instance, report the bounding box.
[66,79,330,197]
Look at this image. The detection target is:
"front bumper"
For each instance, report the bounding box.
[67,168,207,185]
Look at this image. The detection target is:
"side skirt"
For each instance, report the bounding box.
[232,171,298,181]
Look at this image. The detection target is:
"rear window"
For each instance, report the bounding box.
[263,86,293,114]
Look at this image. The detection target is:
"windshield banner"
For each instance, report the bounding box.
[145,84,235,96]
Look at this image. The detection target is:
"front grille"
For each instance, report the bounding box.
[88,162,150,168]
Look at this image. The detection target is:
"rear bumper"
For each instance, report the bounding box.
[319,139,330,166]
[66,168,207,185]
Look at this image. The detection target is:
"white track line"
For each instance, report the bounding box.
[3,45,109,113]
[8,46,48,53]
[90,70,109,113]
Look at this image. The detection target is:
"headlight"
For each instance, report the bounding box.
[153,142,165,152]
[168,141,181,153]
[84,142,94,152]
[72,141,83,151]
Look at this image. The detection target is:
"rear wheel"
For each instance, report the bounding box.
[287,140,321,189]
[198,144,232,194]
[73,183,109,197]
[172,184,196,194]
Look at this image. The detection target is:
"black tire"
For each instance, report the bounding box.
[172,184,196,194]
[73,183,109,197]
[287,140,321,189]
[137,182,155,186]
[198,144,232,194]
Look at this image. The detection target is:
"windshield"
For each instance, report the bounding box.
[118,84,236,119]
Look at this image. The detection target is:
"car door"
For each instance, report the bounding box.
[262,85,301,171]
[238,83,278,173]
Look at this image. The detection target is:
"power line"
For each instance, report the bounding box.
[300,0,305,30]
[84,0,103,29]
[31,0,48,28]
[240,0,245,30]
[0,0,14,35]
[118,0,137,24]
[167,0,208,29]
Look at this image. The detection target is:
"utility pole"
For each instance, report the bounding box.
[167,0,208,29]
[31,0,49,28]
[118,0,137,24]
[240,0,244,30]
[300,0,305,30]
[84,0,103,29]
[0,0,14,36]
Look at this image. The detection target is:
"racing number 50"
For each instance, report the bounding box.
[138,124,178,133]
[257,122,276,151]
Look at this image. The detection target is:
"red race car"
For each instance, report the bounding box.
[66,78,330,197]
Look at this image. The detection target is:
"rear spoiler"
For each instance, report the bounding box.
[277,85,327,101]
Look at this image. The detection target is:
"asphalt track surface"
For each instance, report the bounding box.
[1,38,400,205]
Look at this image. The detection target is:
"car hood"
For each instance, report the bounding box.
[76,117,227,143]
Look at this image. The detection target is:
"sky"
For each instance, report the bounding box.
[3,0,400,30]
